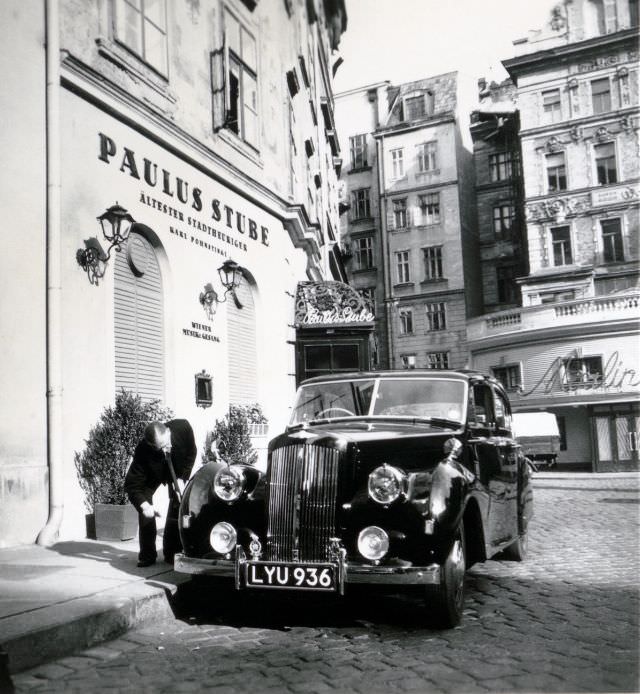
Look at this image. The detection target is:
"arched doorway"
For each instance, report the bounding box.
[227,276,257,404]
[114,230,165,401]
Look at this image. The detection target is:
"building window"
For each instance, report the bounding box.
[114,0,168,74]
[562,356,603,387]
[594,142,617,184]
[426,302,446,331]
[546,152,567,192]
[401,354,417,369]
[349,134,368,169]
[351,188,371,219]
[551,226,573,266]
[427,352,449,369]
[287,100,296,195]
[358,287,376,313]
[493,203,514,238]
[224,7,258,148]
[542,89,562,123]
[489,152,513,182]
[393,198,408,229]
[354,236,374,270]
[540,290,575,304]
[399,308,414,335]
[591,77,611,114]
[419,192,440,224]
[404,95,425,120]
[601,218,624,262]
[492,364,522,391]
[631,0,639,26]
[497,266,518,304]
[586,0,606,34]
[423,246,443,281]
[417,141,437,172]
[395,250,411,284]
[391,148,404,178]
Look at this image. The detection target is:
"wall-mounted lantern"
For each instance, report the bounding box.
[195,370,213,408]
[198,259,245,320]
[76,203,135,285]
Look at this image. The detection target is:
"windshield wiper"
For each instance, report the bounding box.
[424,417,462,430]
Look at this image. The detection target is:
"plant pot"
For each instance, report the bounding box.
[94,503,138,541]
[248,423,269,437]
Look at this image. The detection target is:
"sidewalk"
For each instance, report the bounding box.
[0,536,190,677]
[1,471,639,679]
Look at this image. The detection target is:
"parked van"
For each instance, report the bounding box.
[512,412,561,468]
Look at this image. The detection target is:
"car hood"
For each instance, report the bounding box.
[271,420,462,473]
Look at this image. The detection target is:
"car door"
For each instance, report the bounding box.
[467,382,504,548]
[491,386,519,543]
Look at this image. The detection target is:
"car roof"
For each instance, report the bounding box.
[300,369,494,386]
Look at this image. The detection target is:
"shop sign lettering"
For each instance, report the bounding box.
[521,350,639,397]
[182,322,221,342]
[98,133,269,247]
[300,305,375,326]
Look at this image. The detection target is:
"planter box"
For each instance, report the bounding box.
[248,423,269,437]
[94,503,138,541]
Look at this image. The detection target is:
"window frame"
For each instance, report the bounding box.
[398,307,414,336]
[113,0,169,76]
[351,187,371,220]
[562,355,604,388]
[489,151,513,182]
[496,265,518,304]
[422,245,444,281]
[354,236,374,271]
[550,225,573,266]
[427,351,449,370]
[392,198,408,230]
[600,217,625,263]
[542,88,562,123]
[349,133,368,170]
[400,354,417,370]
[395,249,411,284]
[418,192,440,225]
[545,151,567,193]
[591,76,612,114]
[416,141,438,173]
[390,148,405,179]
[593,141,618,185]
[493,202,515,239]
[491,363,522,392]
[425,301,447,331]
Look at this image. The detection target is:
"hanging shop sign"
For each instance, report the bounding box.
[295,281,375,328]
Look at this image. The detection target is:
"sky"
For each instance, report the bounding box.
[333,0,560,95]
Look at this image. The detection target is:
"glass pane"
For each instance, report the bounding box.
[118,2,142,54]
[305,345,331,372]
[144,22,167,73]
[332,344,359,370]
[616,417,631,461]
[289,379,375,424]
[225,10,241,56]
[373,379,465,421]
[241,27,257,72]
[595,417,612,461]
[144,0,166,29]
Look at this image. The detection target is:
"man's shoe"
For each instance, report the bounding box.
[137,558,156,567]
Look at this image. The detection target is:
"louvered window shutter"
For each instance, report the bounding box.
[386,203,395,230]
[114,232,164,401]
[211,37,227,132]
[227,279,258,404]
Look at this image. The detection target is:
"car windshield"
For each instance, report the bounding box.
[289,377,466,426]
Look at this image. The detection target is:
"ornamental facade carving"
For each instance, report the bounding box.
[526,195,592,222]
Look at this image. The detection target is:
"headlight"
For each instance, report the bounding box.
[213,466,245,502]
[368,464,407,505]
[357,526,389,561]
[210,522,237,554]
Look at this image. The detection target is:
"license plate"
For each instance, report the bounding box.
[246,562,337,591]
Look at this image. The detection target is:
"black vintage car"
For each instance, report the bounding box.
[174,370,533,627]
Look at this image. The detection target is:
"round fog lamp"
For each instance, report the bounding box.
[210,522,237,554]
[368,464,406,505]
[214,466,245,502]
[357,526,390,561]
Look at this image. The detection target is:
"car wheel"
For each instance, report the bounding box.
[503,527,528,561]
[425,522,466,629]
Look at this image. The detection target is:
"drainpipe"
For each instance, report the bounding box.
[37,0,63,546]
[376,134,394,368]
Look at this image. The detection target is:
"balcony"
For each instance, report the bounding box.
[467,292,639,342]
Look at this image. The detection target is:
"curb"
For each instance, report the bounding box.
[1,572,191,675]
[533,471,640,479]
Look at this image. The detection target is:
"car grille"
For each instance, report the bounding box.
[265,443,341,562]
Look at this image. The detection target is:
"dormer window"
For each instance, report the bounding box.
[402,91,434,121]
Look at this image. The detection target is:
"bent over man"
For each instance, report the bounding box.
[125,419,197,567]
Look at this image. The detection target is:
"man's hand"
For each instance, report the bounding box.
[140,501,159,519]
[177,479,186,494]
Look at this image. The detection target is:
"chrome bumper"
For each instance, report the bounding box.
[174,553,441,587]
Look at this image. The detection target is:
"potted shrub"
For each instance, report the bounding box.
[75,390,172,541]
[203,403,268,467]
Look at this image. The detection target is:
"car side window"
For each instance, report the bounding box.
[493,389,512,435]
[469,384,495,429]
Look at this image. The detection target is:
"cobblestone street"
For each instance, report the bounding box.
[12,477,640,693]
